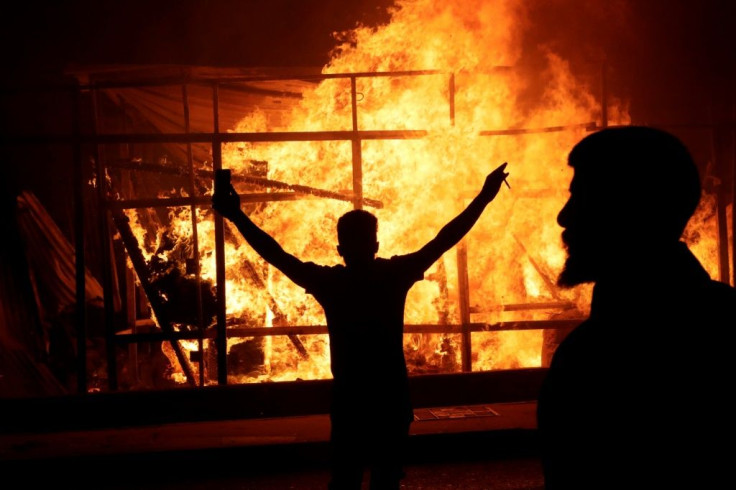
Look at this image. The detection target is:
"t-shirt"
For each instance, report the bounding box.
[290,254,427,413]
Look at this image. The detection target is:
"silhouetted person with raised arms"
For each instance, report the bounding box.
[213,163,509,490]
[537,126,736,489]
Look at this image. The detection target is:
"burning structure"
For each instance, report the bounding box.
[1,1,733,420]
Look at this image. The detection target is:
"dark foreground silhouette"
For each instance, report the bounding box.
[213,163,509,489]
[538,126,736,489]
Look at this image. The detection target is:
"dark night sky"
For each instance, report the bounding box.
[3,0,733,119]
[2,0,396,75]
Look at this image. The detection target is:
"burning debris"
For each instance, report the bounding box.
[91,0,726,389]
[147,233,218,327]
[112,0,623,384]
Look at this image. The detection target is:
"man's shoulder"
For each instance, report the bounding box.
[548,319,603,367]
[319,262,345,270]
[380,254,426,281]
[301,260,344,271]
[703,279,736,318]
[558,318,595,344]
[706,278,736,298]
[297,261,344,286]
[383,252,429,268]
[371,255,412,271]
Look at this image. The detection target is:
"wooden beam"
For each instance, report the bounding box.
[111,211,198,387]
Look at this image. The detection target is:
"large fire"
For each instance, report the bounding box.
[123,0,724,386]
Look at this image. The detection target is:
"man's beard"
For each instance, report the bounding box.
[557,252,597,288]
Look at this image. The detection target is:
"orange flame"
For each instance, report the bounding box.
[143,0,722,385]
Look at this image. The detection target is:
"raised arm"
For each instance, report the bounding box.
[212,181,308,285]
[410,162,509,270]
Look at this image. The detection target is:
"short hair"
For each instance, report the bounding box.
[568,126,701,239]
[337,209,377,246]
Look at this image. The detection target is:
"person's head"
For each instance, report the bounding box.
[557,126,701,287]
[336,209,379,267]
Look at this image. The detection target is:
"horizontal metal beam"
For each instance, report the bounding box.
[106,193,302,210]
[470,302,576,312]
[113,330,208,344]
[471,320,581,332]
[479,122,597,136]
[79,69,448,90]
[0,130,429,145]
[106,192,381,210]
[105,160,384,209]
[111,319,583,344]
[1,67,532,92]
[14,120,736,149]
[7,122,736,146]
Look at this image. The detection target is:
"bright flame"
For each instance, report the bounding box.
[134,0,722,385]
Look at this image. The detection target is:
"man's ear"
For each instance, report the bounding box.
[374,241,379,254]
[337,244,344,257]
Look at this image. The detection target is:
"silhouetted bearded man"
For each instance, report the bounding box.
[537,126,735,489]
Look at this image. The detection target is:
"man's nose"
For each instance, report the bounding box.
[557,199,571,228]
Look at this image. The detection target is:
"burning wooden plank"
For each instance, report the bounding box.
[111,210,198,387]
[239,260,309,360]
[511,233,564,301]
[107,158,383,208]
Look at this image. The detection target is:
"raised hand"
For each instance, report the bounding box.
[480,162,510,202]
[212,181,242,221]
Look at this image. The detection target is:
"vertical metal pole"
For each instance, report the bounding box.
[449,72,472,371]
[450,72,472,371]
[600,62,608,128]
[457,242,472,372]
[212,82,228,385]
[711,126,731,284]
[116,95,139,385]
[716,174,731,284]
[350,76,363,210]
[182,84,205,387]
[125,266,138,382]
[92,86,118,391]
[72,87,88,394]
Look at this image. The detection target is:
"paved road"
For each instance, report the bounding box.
[2,402,544,489]
[4,430,544,489]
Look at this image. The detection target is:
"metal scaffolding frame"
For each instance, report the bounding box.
[84,68,601,390]
[4,65,733,393]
